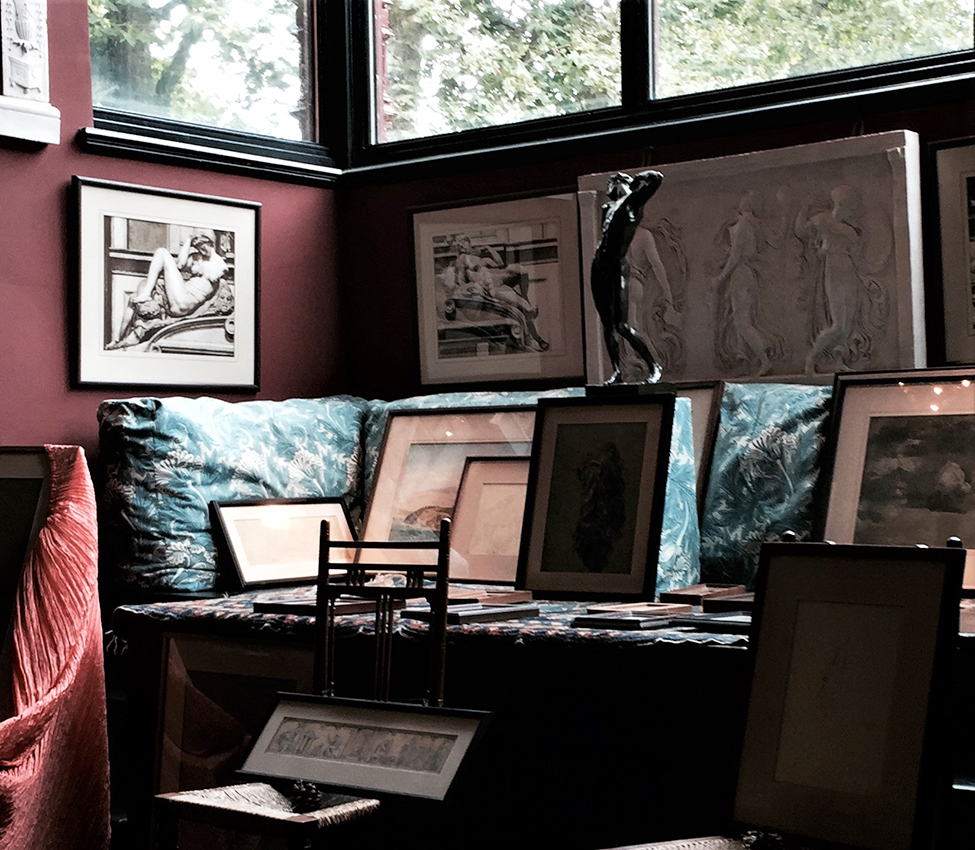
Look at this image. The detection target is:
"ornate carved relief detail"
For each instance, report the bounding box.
[2,0,50,102]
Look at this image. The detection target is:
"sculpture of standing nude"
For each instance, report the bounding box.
[591,170,665,384]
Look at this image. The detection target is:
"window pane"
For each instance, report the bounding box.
[378,0,622,143]
[89,0,315,141]
[657,0,974,99]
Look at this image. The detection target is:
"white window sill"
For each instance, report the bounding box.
[0,96,60,145]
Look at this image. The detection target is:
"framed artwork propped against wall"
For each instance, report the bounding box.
[933,139,975,364]
[73,176,260,390]
[411,192,584,386]
[516,394,675,599]
[814,368,975,589]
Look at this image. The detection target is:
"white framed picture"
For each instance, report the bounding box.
[411,192,584,385]
[73,176,260,390]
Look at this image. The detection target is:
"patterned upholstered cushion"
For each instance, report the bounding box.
[699,382,833,588]
[362,389,699,597]
[98,395,368,593]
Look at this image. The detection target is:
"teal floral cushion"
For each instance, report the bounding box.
[98,395,368,593]
[658,395,700,594]
[700,382,832,588]
[363,389,699,596]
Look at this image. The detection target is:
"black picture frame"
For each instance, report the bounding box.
[239,692,492,801]
[930,138,975,365]
[72,176,261,391]
[0,447,50,720]
[516,394,675,600]
[210,497,356,590]
[814,367,975,589]
[733,541,963,850]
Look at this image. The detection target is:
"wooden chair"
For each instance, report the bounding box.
[313,517,451,703]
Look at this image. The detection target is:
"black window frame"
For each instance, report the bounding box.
[84,0,975,181]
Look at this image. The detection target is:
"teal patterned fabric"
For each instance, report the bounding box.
[658,396,700,594]
[98,395,368,593]
[700,382,832,588]
[362,389,699,597]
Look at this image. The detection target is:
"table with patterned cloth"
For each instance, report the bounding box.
[112,585,752,850]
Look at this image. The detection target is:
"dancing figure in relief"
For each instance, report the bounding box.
[712,190,783,376]
[795,184,890,375]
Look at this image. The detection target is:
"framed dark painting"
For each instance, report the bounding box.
[516,394,675,599]
[816,368,975,588]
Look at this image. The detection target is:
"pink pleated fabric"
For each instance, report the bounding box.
[0,445,110,849]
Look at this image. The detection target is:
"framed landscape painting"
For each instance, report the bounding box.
[73,176,260,390]
[361,407,536,565]
[816,368,975,587]
[411,192,584,385]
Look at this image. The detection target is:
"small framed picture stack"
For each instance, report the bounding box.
[360,406,536,566]
[449,456,531,583]
[815,367,975,589]
[516,394,675,599]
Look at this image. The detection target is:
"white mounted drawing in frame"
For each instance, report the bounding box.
[74,177,260,390]
[577,131,925,384]
[412,192,584,385]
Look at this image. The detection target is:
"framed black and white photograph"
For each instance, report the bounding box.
[449,456,531,584]
[210,498,356,589]
[735,542,963,849]
[411,192,584,385]
[73,176,260,390]
[815,368,975,588]
[934,140,975,363]
[361,407,536,565]
[516,395,675,599]
[240,693,491,801]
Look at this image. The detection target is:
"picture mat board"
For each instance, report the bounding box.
[75,177,259,389]
[735,545,962,849]
[518,397,673,598]
[361,408,536,565]
[577,131,925,384]
[159,634,314,794]
[935,142,975,363]
[412,193,584,384]
[212,499,356,588]
[240,694,488,800]
[820,373,975,586]
[449,456,530,583]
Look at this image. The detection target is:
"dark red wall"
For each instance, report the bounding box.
[339,99,975,401]
[0,0,345,458]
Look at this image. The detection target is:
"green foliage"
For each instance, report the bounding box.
[88,0,311,139]
[656,0,973,97]
[383,0,621,140]
[90,0,973,142]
